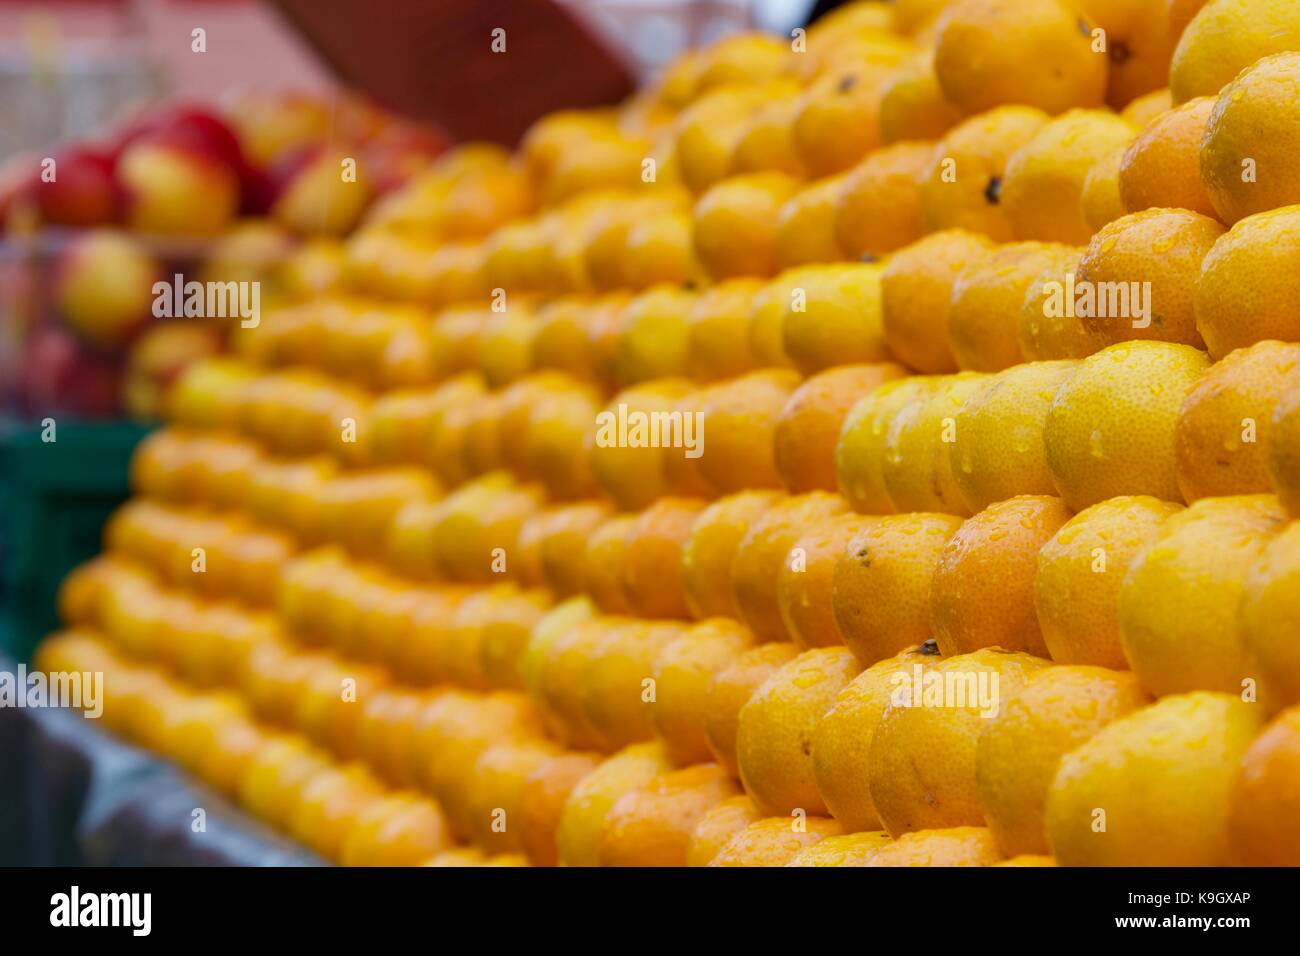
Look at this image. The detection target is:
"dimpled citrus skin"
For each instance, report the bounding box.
[1117,96,1218,218]
[930,496,1072,658]
[731,492,849,643]
[697,369,800,494]
[812,644,942,831]
[834,140,934,259]
[780,264,895,377]
[1240,523,1300,715]
[1196,207,1300,361]
[1228,705,1300,866]
[1074,0,1177,108]
[882,372,988,515]
[777,175,852,269]
[791,54,910,179]
[704,642,800,777]
[976,665,1150,856]
[692,172,801,280]
[1175,341,1300,501]
[1001,110,1139,245]
[836,376,941,515]
[868,648,1052,836]
[685,794,763,866]
[736,646,862,816]
[681,491,781,620]
[620,497,706,620]
[1017,245,1093,361]
[934,0,1106,114]
[1202,53,1300,226]
[948,244,1074,373]
[832,515,962,666]
[1076,208,1222,349]
[1046,692,1265,866]
[1080,147,1129,233]
[951,361,1080,512]
[920,107,1050,241]
[779,515,880,650]
[598,764,741,867]
[864,827,1003,866]
[774,363,906,493]
[709,815,844,866]
[555,741,672,867]
[1119,494,1288,697]
[652,618,759,765]
[1169,0,1300,105]
[1034,495,1183,669]
[785,831,895,866]
[1043,341,1211,510]
[1271,389,1300,517]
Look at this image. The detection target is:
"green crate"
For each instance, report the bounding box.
[0,419,153,662]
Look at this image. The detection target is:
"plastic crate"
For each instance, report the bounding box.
[0,418,151,662]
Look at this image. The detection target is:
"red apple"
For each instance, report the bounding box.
[54,229,161,348]
[21,325,123,419]
[225,92,332,170]
[26,145,120,228]
[116,134,241,237]
[266,145,373,237]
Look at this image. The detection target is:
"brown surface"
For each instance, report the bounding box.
[269,0,637,145]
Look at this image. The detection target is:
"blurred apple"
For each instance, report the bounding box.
[200,219,296,288]
[226,92,332,169]
[21,325,122,419]
[54,229,161,348]
[28,145,120,227]
[124,321,224,421]
[267,146,373,236]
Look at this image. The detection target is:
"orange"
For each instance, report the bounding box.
[589,379,692,509]
[776,175,851,268]
[516,751,603,867]
[1238,522,1300,713]
[785,831,895,866]
[709,815,844,866]
[613,285,697,386]
[835,376,940,514]
[993,855,1057,866]
[680,491,780,620]
[652,618,760,766]
[864,827,1002,866]
[881,230,995,373]
[778,514,879,650]
[812,643,942,831]
[1227,704,1300,866]
[1047,692,1264,865]
[774,363,907,493]
[622,211,702,290]
[462,739,561,853]
[535,615,621,750]
[736,646,861,816]
[685,278,765,382]
[1195,206,1300,360]
[730,491,848,642]
[1075,0,1178,108]
[947,243,1075,372]
[1119,494,1288,697]
[556,741,673,866]
[881,372,987,515]
[340,794,454,867]
[288,765,385,862]
[517,501,612,598]
[1168,0,1300,105]
[780,264,895,376]
[580,620,687,751]
[747,267,810,369]
[1043,341,1211,509]
[832,514,962,665]
[933,0,1106,114]
[1117,96,1218,217]
[920,106,1049,241]
[930,495,1072,658]
[704,642,801,777]
[1001,109,1138,244]
[237,736,332,830]
[581,515,634,615]
[1080,145,1129,233]
[1201,53,1300,225]
[685,795,763,866]
[976,665,1150,856]
[621,497,706,620]
[1271,387,1300,516]
[1034,495,1183,669]
[950,360,1080,512]
[868,648,1052,835]
[696,370,799,494]
[1075,208,1221,349]
[692,32,791,93]
[728,94,806,178]
[833,140,934,259]
[1120,86,1173,125]
[598,764,741,866]
[1175,340,1300,500]
[1016,245,1093,361]
[878,52,964,144]
[791,56,908,178]
[692,172,801,280]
